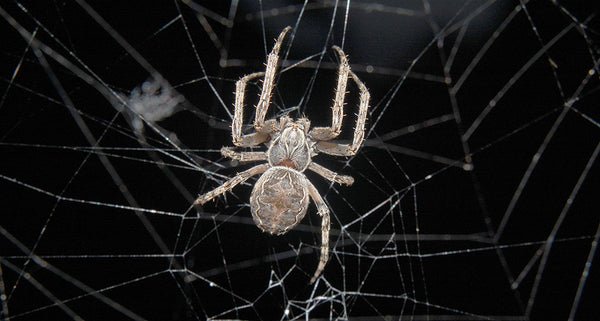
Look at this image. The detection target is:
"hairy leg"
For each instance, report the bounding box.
[305,179,331,284]
[221,147,268,162]
[194,164,268,205]
[309,46,349,141]
[315,69,370,156]
[308,162,354,186]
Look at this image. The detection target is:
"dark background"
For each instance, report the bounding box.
[1,1,599,320]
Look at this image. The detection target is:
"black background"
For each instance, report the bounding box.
[1,1,599,320]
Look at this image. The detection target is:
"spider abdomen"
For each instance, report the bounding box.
[250,166,310,235]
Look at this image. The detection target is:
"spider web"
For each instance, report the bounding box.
[1,0,599,320]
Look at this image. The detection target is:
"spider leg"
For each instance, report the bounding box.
[194,164,268,205]
[232,72,276,147]
[254,26,291,132]
[221,147,267,162]
[308,162,354,186]
[309,46,349,141]
[315,69,370,156]
[305,179,331,284]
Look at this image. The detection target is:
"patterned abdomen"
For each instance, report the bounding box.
[250,166,310,235]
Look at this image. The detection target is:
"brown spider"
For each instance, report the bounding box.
[194,27,370,283]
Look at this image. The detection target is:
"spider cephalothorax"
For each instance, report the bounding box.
[267,117,312,170]
[195,26,370,283]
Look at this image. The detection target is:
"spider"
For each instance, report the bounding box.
[194,27,370,283]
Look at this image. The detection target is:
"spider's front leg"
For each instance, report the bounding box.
[231,27,291,147]
[254,26,291,131]
[315,69,370,157]
[194,164,268,205]
[309,46,349,142]
[232,72,277,147]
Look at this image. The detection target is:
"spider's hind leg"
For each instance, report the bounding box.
[305,178,331,284]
